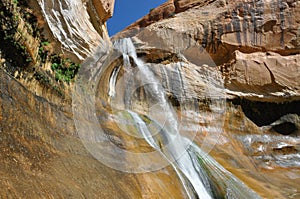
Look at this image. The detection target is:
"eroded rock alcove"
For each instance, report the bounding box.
[0,0,299,198]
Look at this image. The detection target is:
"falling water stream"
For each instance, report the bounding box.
[108,38,262,199]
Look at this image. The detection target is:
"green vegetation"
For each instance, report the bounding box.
[11,33,32,63]
[0,0,34,68]
[50,55,80,83]
[33,71,64,97]
[38,39,81,84]
[38,40,50,63]
[0,0,80,100]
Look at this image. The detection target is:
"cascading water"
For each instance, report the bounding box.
[108,66,121,97]
[109,38,262,199]
[112,38,216,198]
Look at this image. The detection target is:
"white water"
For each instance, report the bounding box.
[108,66,121,97]
[114,38,213,199]
[111,38,262,199]
[128,110,212,199]
[192,143,262,199]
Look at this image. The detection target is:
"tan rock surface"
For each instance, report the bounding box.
[1,0,300,198]
[111,1,300,197]
[117,0,300,101]
[0,68,188,198]
[92,0,115,21]
[223,51,300,101]
[37,0,115,60]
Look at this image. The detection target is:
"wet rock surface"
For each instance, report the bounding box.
[113,0,300,198]
[37,0,115,60]
[1,0,300,198]
[0,69,188,198]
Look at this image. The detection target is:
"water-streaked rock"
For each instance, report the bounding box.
[1,0,300,198]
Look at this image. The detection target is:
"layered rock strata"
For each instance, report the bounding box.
[1,0,300,198]
[118,0,300,101]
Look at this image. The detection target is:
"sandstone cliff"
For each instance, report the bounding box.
[0,0,191,198]
[113,0,300,197]
[118,0,300,102]
[0,0,300,198]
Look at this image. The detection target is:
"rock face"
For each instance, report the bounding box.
[224,51,300,101]
[125,0,222,29]
[90,0,115,22]
[0,68,188,198]
[118,0,300,101]
[37,0,115,60]
[1,0,300,198]
[0,0,188,198]
[112,0,300,198]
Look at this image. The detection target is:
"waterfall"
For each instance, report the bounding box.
[111,38,262,199]
[128,111,213,199]
[108,66,121,97]
[113,38,213,198]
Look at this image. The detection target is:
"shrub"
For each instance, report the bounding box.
[50,55,80,83]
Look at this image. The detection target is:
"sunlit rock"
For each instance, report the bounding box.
[1,0,300,198]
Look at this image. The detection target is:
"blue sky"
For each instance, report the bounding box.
[107,0,166,36]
